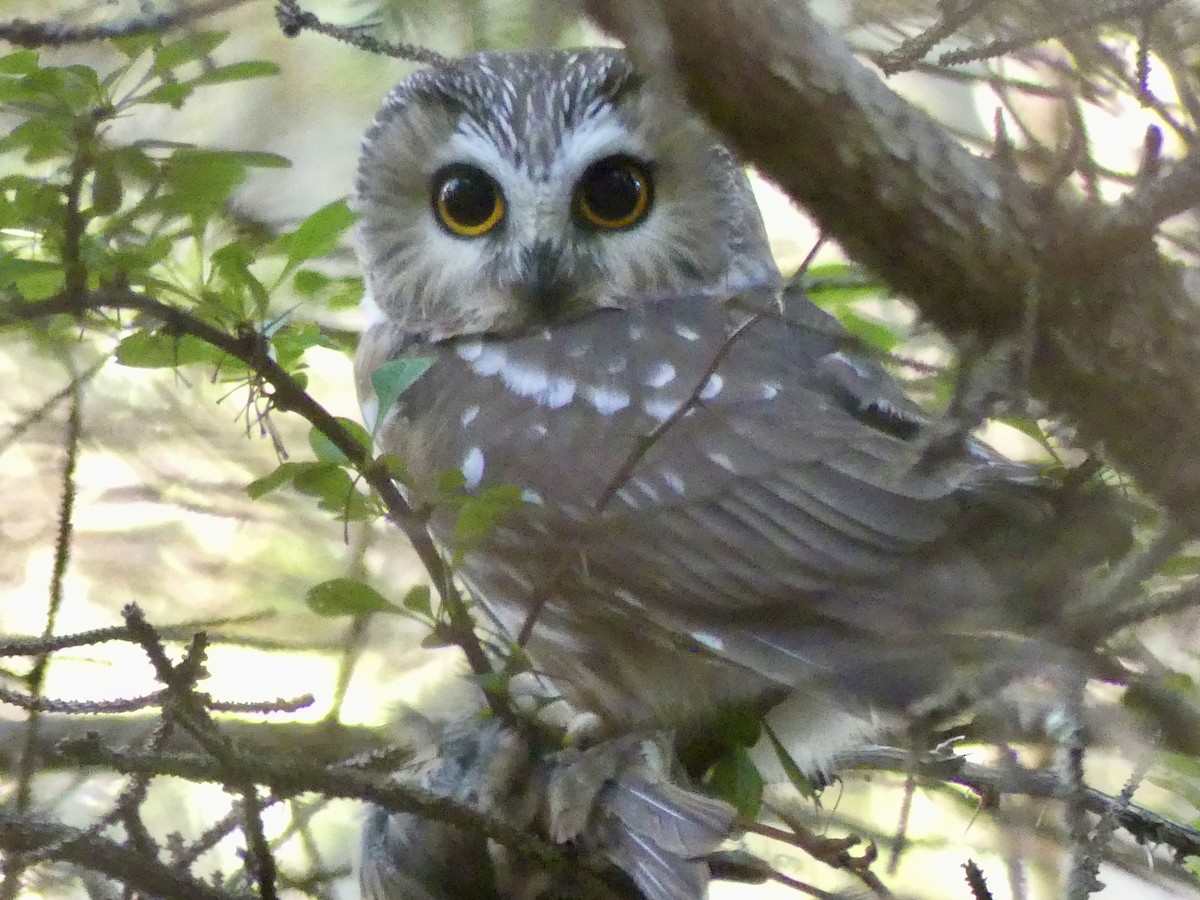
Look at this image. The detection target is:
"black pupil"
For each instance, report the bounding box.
[441,171,496,227]
[581,160,642,221]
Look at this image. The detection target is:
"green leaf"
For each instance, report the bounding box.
[112,33,159,60]
[305,577,398,617]
[159,149,248,216]
[706,745,764,818]
[454,485,524,542]
[838,309,899,353]
[115,330,228,368]
[1159,554,1200,578]
[274,199,356,270]
[209,240,268,315]
[140,81,194,108]
[764,721,818,799]
[308,419,371,464]
[246,462,308,499]
[0,51,39,75]
[15,267,64,300]
[0,117,71,162]
[191,60,280,86]
[709,707,763,748]
[0,258,60,290]
[401,584,433,618]
[370,357,433,430]
[90,154,123,214]
[153,31,227,74]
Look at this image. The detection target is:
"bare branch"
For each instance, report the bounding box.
[0,0,252,46]
[581,0,1200,534]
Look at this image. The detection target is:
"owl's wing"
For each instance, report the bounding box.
[375,285,1117,714]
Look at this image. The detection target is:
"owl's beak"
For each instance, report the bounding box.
[515,239,573,321]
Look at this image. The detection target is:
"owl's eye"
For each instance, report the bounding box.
[573,155,652,231]
[432,164,506,237]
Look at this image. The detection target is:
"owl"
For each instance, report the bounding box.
[354,49,1118,771]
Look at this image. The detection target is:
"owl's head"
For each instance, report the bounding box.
[355,49,778,343]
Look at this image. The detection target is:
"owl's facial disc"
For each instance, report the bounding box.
[430,148,658,327]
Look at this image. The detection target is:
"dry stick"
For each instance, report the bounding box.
[1,380,80,900]
[937,0,1179,67]
[121,607,278,900]
[54,736,629,900]
[273,0,446,66]
[833,746,1200,860]
[580,0,1200,537]
[746,816,892,897]
[879,0,1001,74]
[0,811,252,900]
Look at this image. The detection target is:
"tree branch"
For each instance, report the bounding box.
[582,0,1200,532]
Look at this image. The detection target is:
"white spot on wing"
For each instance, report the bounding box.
[634,479,660,502]
[662,469,686,495]
[456,341,484,362]
[460,404,480,427]
[699,373,724,400]
[521,489,544,505]
[500,360,549,397]
[360,395,379,434]
[674,323,700,341]
[585,385,630,415]
[708,451,736,472]
[616,487,639,508]
[462,447,485,489]
[644,361,676,388]
[468,346,507,376]
[691,632,725,653]
[360,290,388,328]
[759,381,780,400]
[540,377,576,409]
[643,397,678,422]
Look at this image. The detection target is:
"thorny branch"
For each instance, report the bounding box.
[581,0,1200,535]
[0,0,252,46]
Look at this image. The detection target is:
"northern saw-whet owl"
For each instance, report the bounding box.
[354,48,1117,769]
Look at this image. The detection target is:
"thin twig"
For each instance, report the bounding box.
[0,0,251,46]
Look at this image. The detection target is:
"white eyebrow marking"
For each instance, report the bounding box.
[462,447,485,489]
[662,470,686,495]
